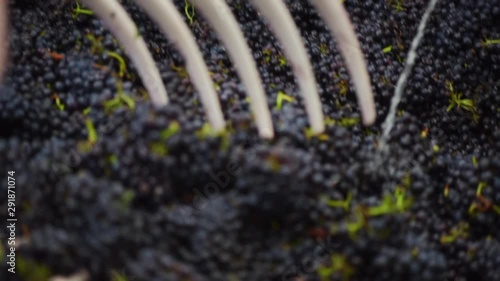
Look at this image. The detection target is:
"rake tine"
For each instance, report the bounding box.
[134,0,226,132]
[251,0,325,134]
[81,0,168,107]
[0,0,7,82]
[310,0,376,125]
[189,0,274,139]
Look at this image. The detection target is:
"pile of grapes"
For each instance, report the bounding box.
[0,0,499,280]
